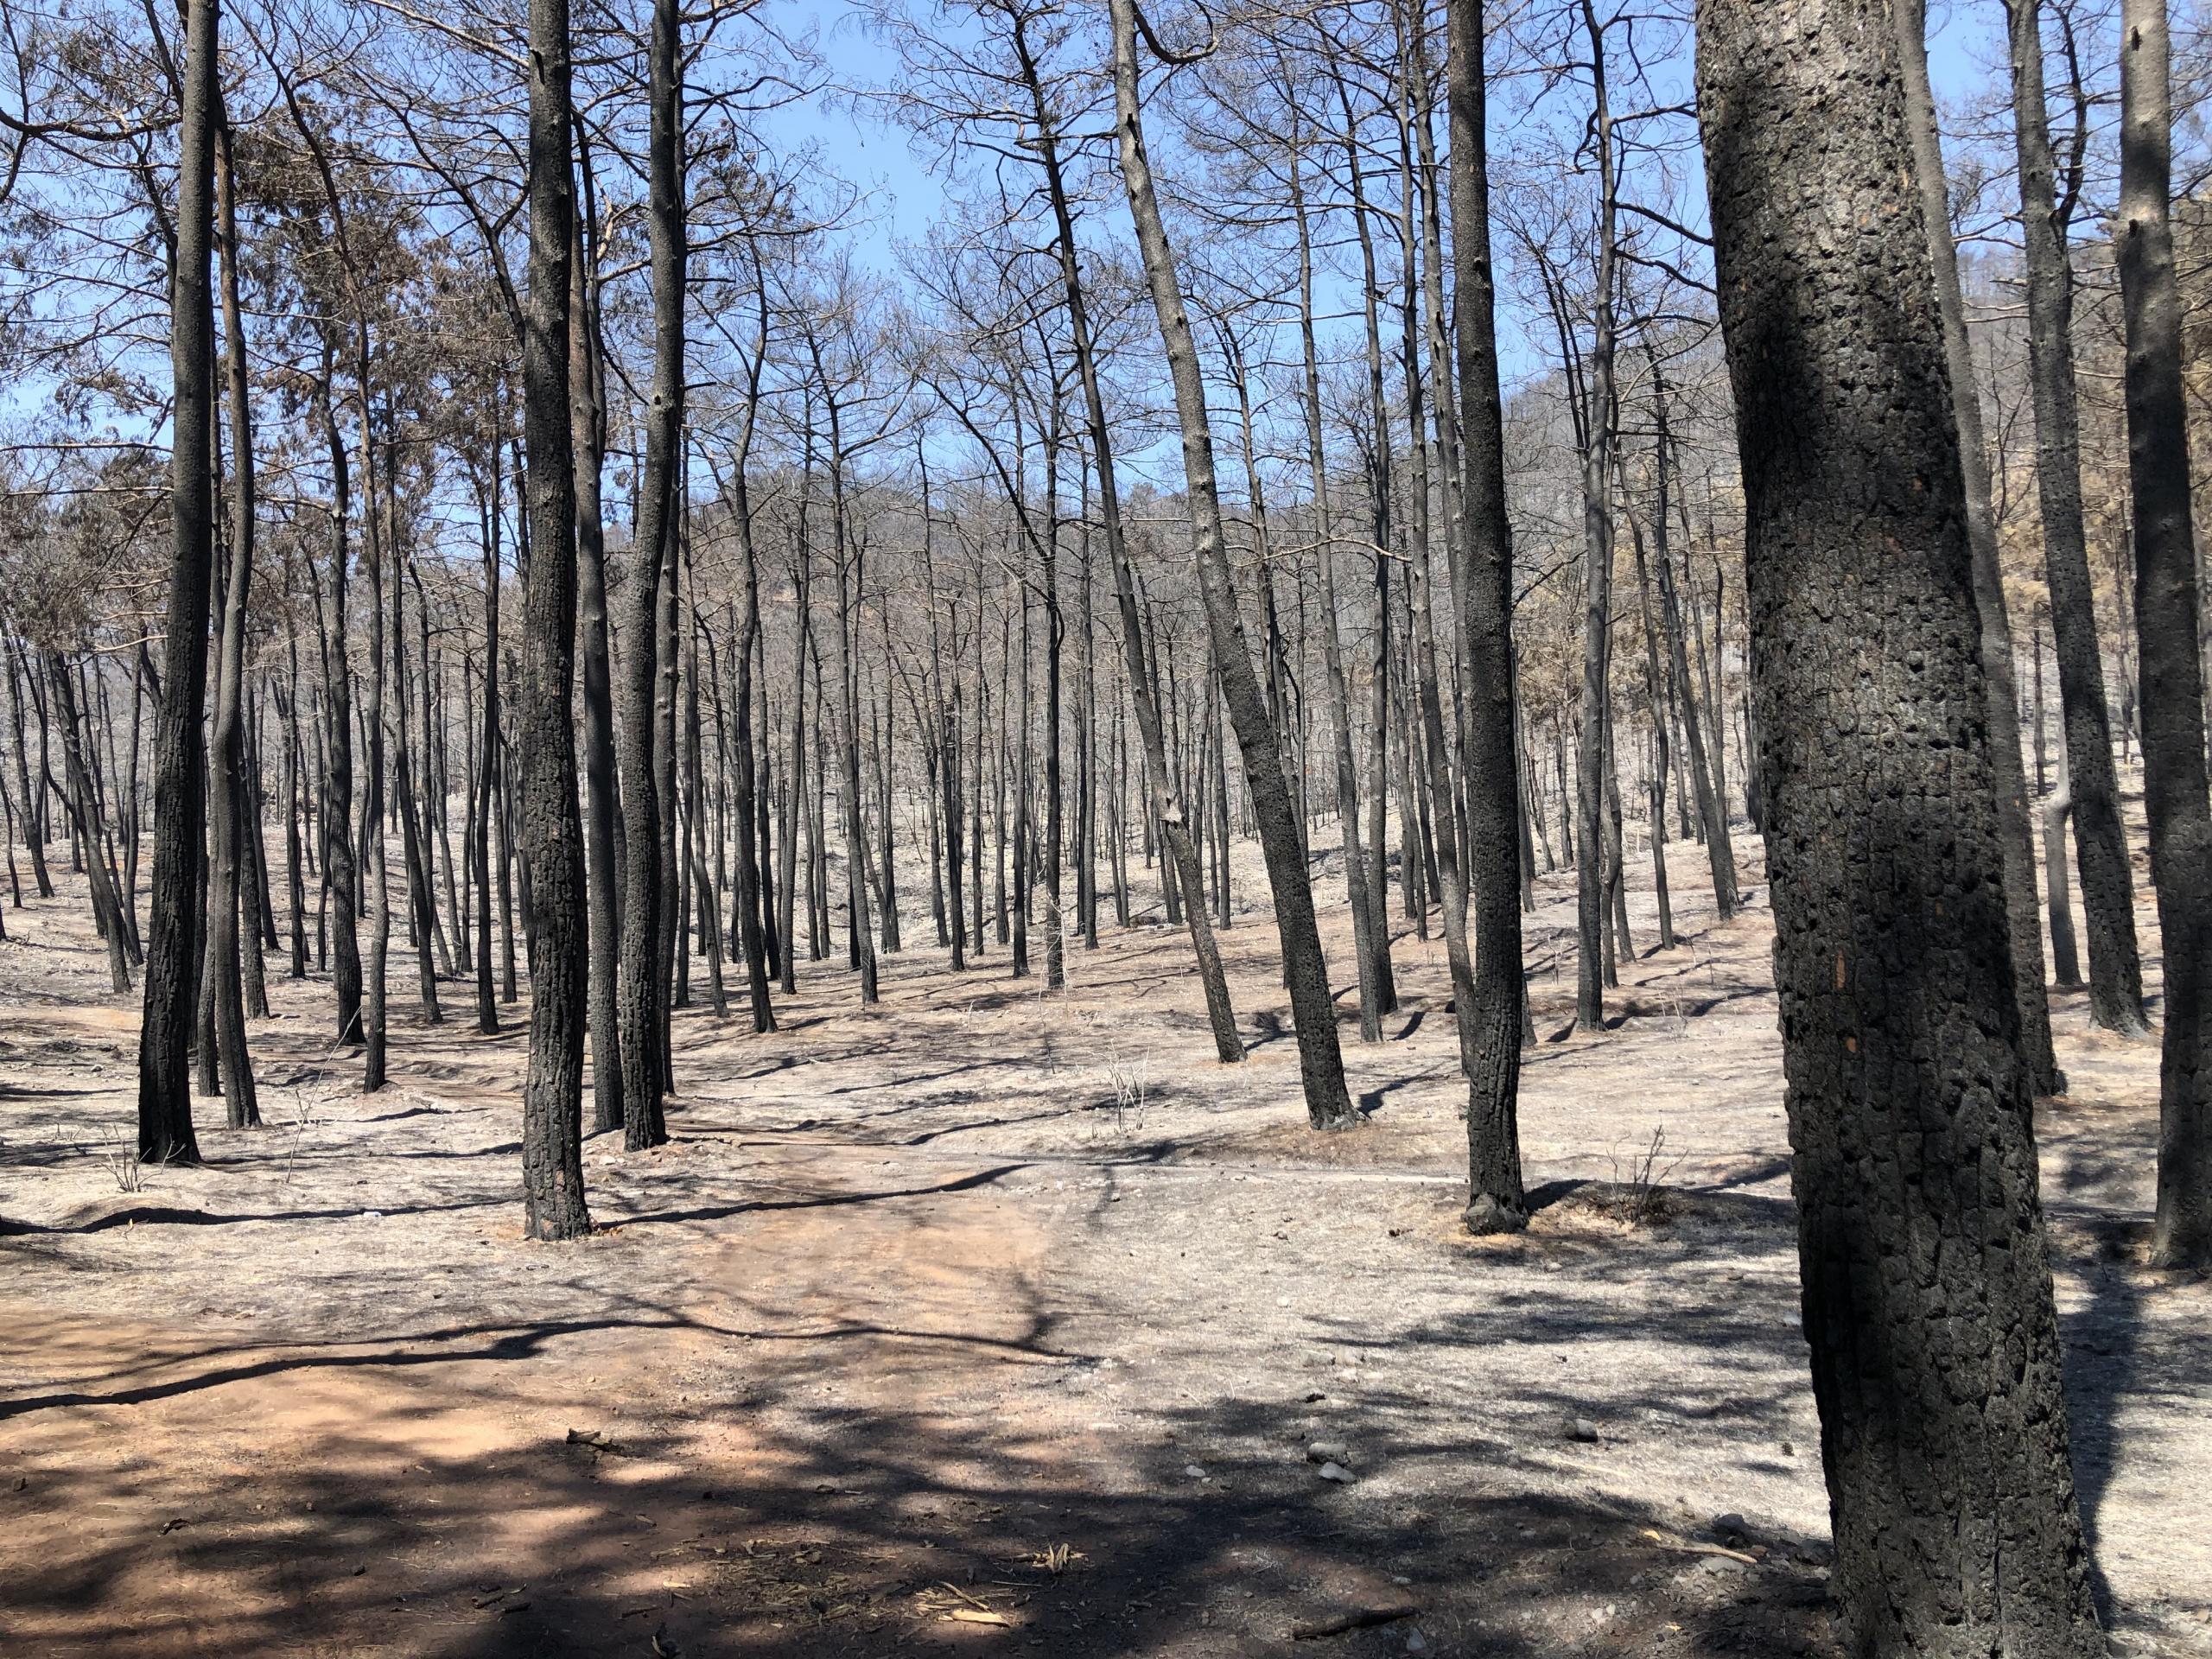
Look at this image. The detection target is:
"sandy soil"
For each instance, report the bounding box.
[0,823,2206,1659]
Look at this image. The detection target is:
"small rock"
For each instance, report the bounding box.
[1405,1632,1430,1655]
[1306,1440,1351,1466]
[1567,1418,1600,1443]
[1184,1465,1207,1480]
[1711,1512,1753,1543]
[1695,1555,1747,1578]
[1316,1462,1354,1484]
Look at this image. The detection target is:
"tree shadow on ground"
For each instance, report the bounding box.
[0,1295,1847,1659]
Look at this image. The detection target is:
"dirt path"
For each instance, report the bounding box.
[1,837,2206,1657]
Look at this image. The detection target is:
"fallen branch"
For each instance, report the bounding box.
[1640,1527,1760,1566]
[1287,1603,1420,1639]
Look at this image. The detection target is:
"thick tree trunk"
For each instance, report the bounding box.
[1110,0,1354,1130]
[517,0,592,1241]
[137,0,220,1165]
[1696,3,2101,1649]
[2115,0,2212,1268]
[2005,0,2147,1035]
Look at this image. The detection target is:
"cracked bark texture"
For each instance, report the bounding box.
[1695,0,2101,1651]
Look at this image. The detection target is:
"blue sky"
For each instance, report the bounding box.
[731,0,2029,496]
[758,0,2011,284]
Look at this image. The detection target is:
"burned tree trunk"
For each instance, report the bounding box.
[1696,0,2102,1648]
[1110,0,1354,1130]
[1008,10,1239,1063]
[616,0,684,1147]
[1573,0,1620,1034]
[1288,124,1383,1044]
[1447,0,1529,1230]
[571,169,622,1122]
[2115,0,2212,1268]
[315,368,363,1050]
[1897,0,2062,1095]
[2004,0,2146,1036]
[137,0,221,1165]
[208,105,258,1128]
[475,460,505,1038]
[516,0,592,1241]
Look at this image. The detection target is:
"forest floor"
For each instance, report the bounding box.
[0,826,2207,1659]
